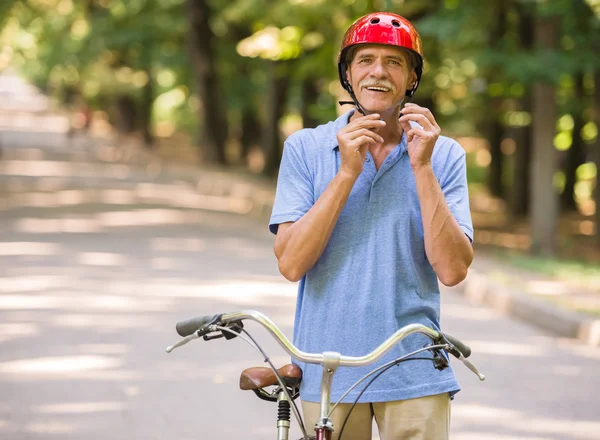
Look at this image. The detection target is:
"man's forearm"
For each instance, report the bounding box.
[274,170,357,282]
[413,164,473,286]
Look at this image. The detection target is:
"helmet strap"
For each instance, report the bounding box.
[337,61,367,116]
[339,84,367,116]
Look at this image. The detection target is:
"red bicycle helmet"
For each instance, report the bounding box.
[337,13,424,113]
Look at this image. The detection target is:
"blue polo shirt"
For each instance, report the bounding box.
[269,110,473,403]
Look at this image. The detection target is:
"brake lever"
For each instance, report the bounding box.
[167,323,220,352]
[450,348,485,381]
[166,331,201,353]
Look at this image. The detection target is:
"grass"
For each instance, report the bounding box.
[491,251,600,291]
[477,247,600,318]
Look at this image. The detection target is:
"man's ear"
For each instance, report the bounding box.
[407,70,418,91]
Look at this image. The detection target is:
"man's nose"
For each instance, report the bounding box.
[370,59,387,77]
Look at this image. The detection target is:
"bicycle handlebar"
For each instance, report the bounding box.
[176,314,222,337]
[168,307,485,439]
[173,310,472,363]
[442,332,471,358]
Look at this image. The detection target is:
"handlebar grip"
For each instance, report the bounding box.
[176,314,221,337]
[442,333,471,358]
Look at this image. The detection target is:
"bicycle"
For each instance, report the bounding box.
[166,310,485,440]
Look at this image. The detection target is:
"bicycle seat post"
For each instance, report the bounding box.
[315,352,341,435]
[276,389,291,440]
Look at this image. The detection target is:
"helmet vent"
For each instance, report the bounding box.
[370,18,380,24]
[392,20,400,27]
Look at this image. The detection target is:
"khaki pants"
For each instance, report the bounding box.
[301,393,450,440]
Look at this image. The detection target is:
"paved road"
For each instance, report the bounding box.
[0,131,599,440]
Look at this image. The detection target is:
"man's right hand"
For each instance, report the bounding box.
[336,113,385,178]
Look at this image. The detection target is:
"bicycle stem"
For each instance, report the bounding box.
[316,352,341,432]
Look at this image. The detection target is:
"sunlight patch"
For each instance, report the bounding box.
[0,355,121,374]
[34,401,126,414]
[77,252,127,266]
[0,242,61,256]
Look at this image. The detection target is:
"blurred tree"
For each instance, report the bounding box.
[594,71,600,245]
[5,0,189,146]
[227,23,262,162]
[0,0,20,32]
[2,0,598,250]
[263,60,291,176]
[300,76,320,129]
[561,73,586,211]
[558,0,599,211]
[510,0,534,218]
[188,0,228,164]
[485,0,508,199]
[139,40,155,147]
[530,10,560,256]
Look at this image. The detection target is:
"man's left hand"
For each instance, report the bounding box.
[398,103,441,170]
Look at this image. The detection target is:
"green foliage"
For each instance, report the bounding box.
[1,0,599,143]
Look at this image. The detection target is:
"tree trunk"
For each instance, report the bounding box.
[140,69,154,148]
[561,73,586,211]
[115,95,137,134]
[510,2,534,218]
[262,61,290,176]
[486,1,508,199]
[139,41,154,148]
[231,24,257,161]
[510,97,533,218]
[488,116,504,198]
[188,0,228,164]
[240,107,261,158]
[530,16,559,256]
[301,77,320,129]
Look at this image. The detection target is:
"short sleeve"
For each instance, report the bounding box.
[269,139,314,234]
[440,150,474,243]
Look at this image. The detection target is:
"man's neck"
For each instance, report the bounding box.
[350,106,404,148]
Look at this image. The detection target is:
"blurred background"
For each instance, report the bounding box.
[0,0,599,439]
[1,0,599,262]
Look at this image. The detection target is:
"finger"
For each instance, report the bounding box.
[400,108,433,126]
[399,113,435,131]
[340,121,385,138]
[401,105,439,130]
[399,118,412,135]
[352,135,379,147]
[350,113,381,124]
[407,126,430,140]
[347,128,384,143]
[349,118,386,131]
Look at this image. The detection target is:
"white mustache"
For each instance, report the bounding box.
[359,79,395,92]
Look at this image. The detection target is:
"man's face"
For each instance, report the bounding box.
[347,44,417,114]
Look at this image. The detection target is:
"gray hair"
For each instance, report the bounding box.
[346,45,418,71]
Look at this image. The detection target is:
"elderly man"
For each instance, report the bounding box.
[269,12,473,440]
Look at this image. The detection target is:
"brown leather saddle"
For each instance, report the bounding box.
[239,364,302,402]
